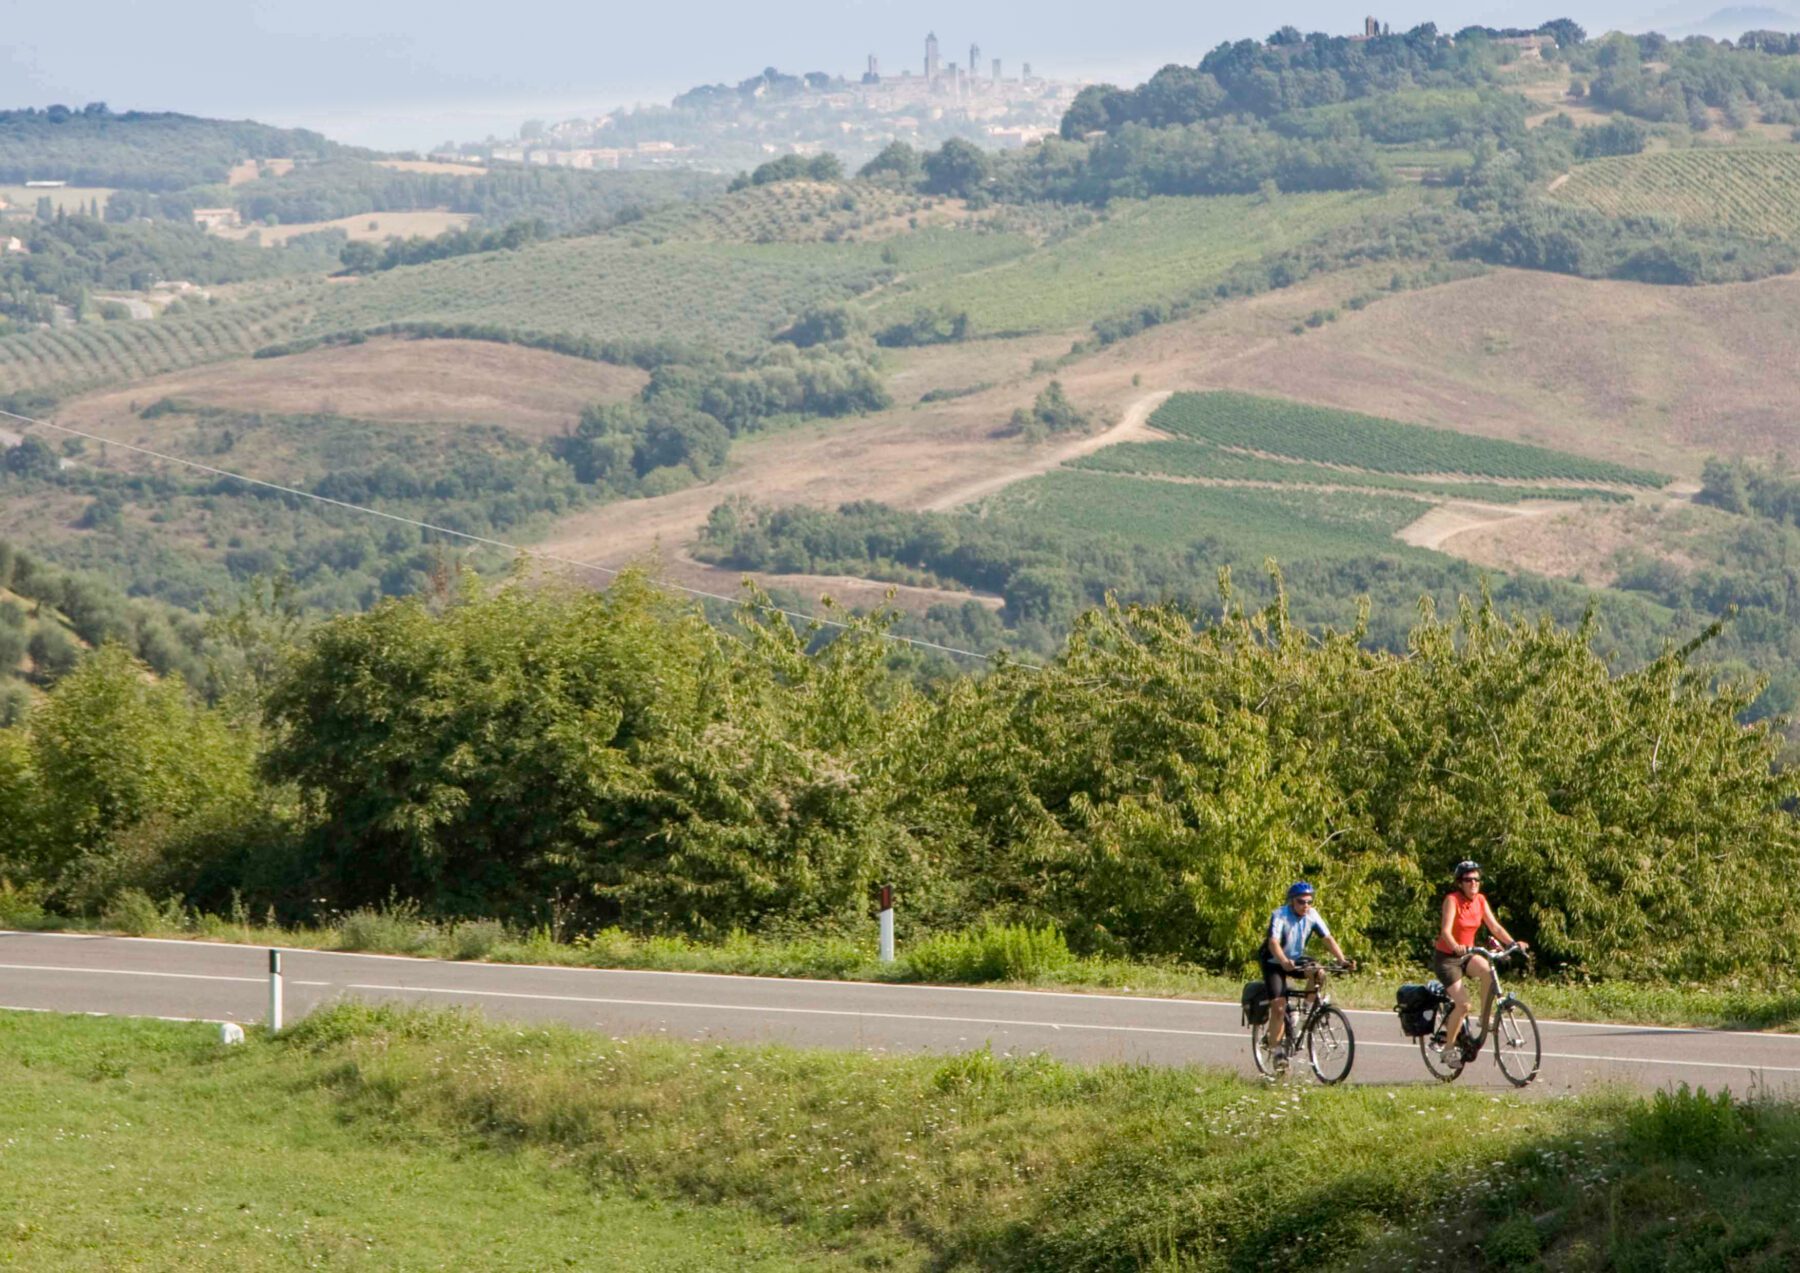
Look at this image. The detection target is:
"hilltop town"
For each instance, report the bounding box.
[442,33,1083,172]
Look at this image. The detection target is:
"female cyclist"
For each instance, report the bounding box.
[1433,860,1527,1062]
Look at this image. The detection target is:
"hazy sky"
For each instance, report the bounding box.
[0,0,1738,148]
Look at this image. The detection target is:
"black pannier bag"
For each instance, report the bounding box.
[1241,980,1272,1027]
[1395,982,1440,1037]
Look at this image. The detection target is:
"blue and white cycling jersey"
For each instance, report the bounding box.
[1265,903,1331,963]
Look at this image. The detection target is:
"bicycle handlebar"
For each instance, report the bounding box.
[1292,957,1356,974]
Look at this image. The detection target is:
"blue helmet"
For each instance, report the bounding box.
[1287,881,1315,901]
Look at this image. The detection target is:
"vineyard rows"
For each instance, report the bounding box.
[1075,438,1632,503]
[861,189,1411,336]
[311,236,894,353]
[0,298,313,395]
[992,469,1433,560]
[623,180,950,245]
[1150,392,1670,487]
[1550,149,1800,241]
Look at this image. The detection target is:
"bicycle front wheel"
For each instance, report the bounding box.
[1307,1005,1356,1085]
[1493,998,1541,1087]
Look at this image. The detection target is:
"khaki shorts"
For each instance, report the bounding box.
[1432,949,1470,987]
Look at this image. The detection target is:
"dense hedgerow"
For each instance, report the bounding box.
[2,570,1792,980]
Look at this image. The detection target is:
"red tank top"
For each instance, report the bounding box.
[1435,892,1493,954]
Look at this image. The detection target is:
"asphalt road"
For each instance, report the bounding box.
[6,930,1800,1094]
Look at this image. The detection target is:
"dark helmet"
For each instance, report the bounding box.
[1453,860,1481,881]
[1287,881,1315,901]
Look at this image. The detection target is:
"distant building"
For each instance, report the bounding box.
[2,236,27,254]
[1495,33,1554,59]
[191,207,240,231]
[864,53,880,84]
[24,179,67,188]
[992,58,1002,81]
[969,43,981,81]
[925,31,941,82]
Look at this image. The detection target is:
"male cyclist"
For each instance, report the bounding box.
[1262,881,1351,1070]
[1433,860,1527,1066]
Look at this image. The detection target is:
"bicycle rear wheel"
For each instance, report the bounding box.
[1493,998,1541,1087]
[1250,1022,1275,1077]
[1419,1011,1465,1083]
[1307,1005,1355,1084]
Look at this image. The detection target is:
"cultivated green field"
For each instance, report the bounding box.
[991,467,1432,559]
[1149,391,1671,486]
[8,1006,1795,1271]
[862,189,1419,335]
[1073,438,1632,503]
[310,237,893,353]
[1551,147,1800,240]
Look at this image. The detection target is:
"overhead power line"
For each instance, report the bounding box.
[0,405,1035,669]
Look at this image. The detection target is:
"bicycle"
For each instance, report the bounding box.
[1419,942,1541,1087]
[1250,958,1356,1084]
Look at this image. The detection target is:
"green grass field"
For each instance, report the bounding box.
[1551,147,1800,240]
[990,468,1432,560]
[7,1006,1796,1271]
[1149,391,1671,487]
[0,1011,851,1271]
[861,189,1418,335]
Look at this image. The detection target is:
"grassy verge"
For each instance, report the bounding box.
[8,890,1800,1035]
[6,1005,1799,1271]
[0,1010,857,1271]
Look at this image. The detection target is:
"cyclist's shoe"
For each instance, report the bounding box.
[1459,1033,1482,1063]
[1271,1043,1290,1075]
[1429,1029,1447,1050]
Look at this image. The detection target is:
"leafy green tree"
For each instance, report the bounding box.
[8,645,259,908]
[858,141,922,184]
[923,139,992,197]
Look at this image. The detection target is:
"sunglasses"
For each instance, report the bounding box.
[1458,875,1482,883]
[1293,895,1314,904]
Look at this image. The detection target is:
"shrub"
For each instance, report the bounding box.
[1626,1084,1754,1161]
[101,887,166,936]
[449,919,507,961]
[902,923,1075,983]
[337,901,436,954]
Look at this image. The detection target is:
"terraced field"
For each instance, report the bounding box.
[1550,148,1800,240]
[1148,392,1670,487]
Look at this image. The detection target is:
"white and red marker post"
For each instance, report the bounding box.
[878,885,895,963]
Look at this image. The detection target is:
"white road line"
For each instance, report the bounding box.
[0,962,328,987]
[0,1005,230,1024]
[345,983,1800,1073]
[7,931,1799,1044]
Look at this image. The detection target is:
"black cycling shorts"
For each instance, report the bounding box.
[1261,962,1293,1003]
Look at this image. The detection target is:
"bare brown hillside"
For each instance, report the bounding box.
[1198,269,1800,475]
[57,339,648,439]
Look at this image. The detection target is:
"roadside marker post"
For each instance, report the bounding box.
[268,948,284,1031]
[878,885,895,963]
